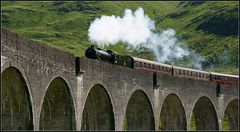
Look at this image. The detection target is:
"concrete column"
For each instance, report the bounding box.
[76,75,84,131]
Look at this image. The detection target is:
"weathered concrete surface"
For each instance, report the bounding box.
[1,29,78,130]
[78,57,239,131]
[1,28,239,131]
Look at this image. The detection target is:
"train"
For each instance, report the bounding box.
[84,46,239,84]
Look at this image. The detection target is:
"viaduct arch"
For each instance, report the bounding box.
[81,84,115,130]
[124,89,155,130]
[1,65,33,130]
[159,93,187,130]
[222,99,239,130]
[39,77,76,130]
[190,96,219,130]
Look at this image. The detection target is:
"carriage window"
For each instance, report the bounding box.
[190,72,193,76]
[135,62,138,67]
[152,65,155,70]
[179,70,182,75]
[186,71,189,75]
[196,73,198,77]
[139,62,142,67]
[148,64,151,69]
[144,63,146,68]
[158,66,161,71]
[183,71,185,75]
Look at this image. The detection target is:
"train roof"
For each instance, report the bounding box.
[173,66,210,74]
[132,57,172,68]
[210,72,239,78]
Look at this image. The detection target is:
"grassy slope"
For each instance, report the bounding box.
[1,1,239,75]
[157,1,238,74]
[2,1,179,55]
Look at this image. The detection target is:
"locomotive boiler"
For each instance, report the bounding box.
[85,45,115,63]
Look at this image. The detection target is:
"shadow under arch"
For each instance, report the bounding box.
[1,67,33,130]
[159,93,187,130]
[190,96,219,130]
[81,84,115,130]
[124,89,155,130]
[222,99,239,130]
[39,77,76,130]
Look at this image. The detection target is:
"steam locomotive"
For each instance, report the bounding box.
[84,46,239,84]
[85,45,134,68]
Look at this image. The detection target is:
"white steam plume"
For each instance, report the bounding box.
[88,8,154,47]
[88,7,204,69]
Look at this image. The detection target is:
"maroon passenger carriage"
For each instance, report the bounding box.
[133,57,172,75]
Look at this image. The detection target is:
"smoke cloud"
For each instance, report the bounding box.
[88,7,204,69]
[88,8,154,47]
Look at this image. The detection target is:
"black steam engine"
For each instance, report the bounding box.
[85,45,134,68]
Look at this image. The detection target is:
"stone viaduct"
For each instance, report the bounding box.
[1,28,239,131]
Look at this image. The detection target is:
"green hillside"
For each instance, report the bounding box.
[1,1,239,75]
